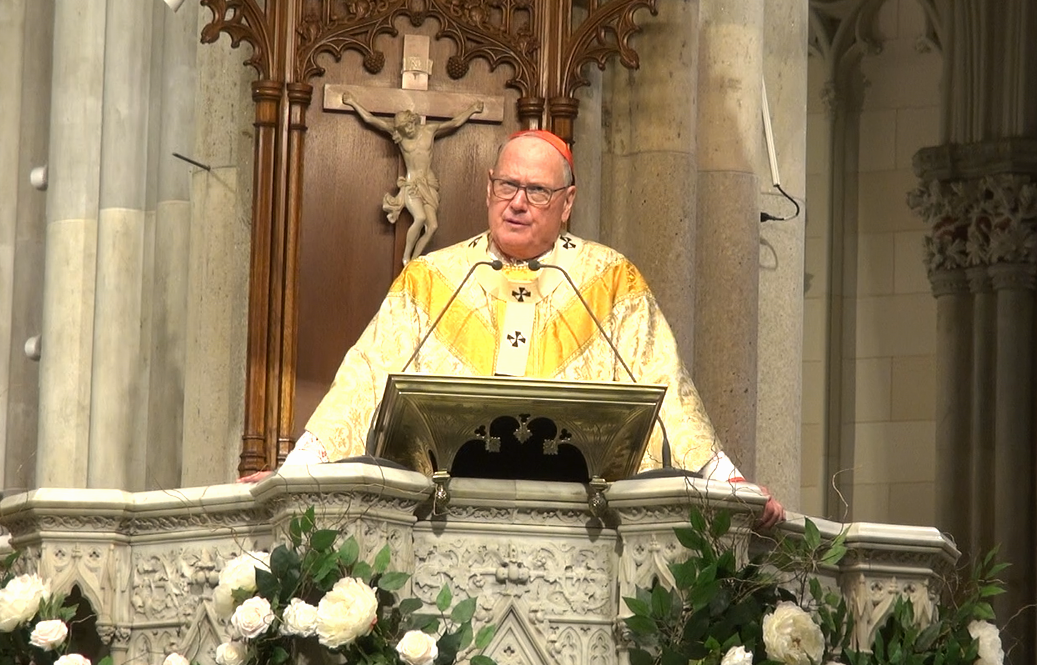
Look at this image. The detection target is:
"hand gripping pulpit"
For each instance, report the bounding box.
[366,374,668,515]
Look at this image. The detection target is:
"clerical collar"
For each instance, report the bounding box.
[487,237,555,268]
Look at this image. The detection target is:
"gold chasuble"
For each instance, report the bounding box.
[305,232,721,473]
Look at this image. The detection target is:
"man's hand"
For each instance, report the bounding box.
[756,486,786,530]
[238,469,274,483]
[341,93,356,108]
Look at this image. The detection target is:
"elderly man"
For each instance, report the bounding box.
[246,130,785,528]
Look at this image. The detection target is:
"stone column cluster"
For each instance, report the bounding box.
[909,145,1037,662]
[19,1,251,493]
[600,0,806,497]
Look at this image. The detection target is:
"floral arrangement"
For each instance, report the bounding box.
[0,551,107,665]
[1,506,496,665]
[212,507,497,665]
[622,507,1008,665]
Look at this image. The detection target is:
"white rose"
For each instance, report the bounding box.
[281,598,319,637]
[762,601,824,665]
[219,552,270,593]
[315,577,379,648]
[213,552,271,620]
[213,583,237,619]
[0,573,51,631]
[721,644,753,665]
[29,619,69,650]
[231,596,275,639]
[215,641,248,665]
[55,655,91,665]
[396,630,439,665]
[163,654,191,665]
[968,620,1004,665]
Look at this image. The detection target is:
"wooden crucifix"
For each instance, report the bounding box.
[324,35,504,266]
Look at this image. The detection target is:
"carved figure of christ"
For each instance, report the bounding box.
[324,35,503,265]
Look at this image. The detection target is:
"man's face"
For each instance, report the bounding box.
[396,112,419,137]
[486,137,575,260]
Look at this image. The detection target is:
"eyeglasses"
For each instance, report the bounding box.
[490,178,569,207]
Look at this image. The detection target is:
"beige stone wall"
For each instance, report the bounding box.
[800,54,830,516]
[802,0,942,526]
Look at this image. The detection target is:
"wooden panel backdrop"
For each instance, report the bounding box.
[195,0,659,475]
[295,28,515,436]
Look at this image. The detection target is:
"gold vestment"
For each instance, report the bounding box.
[305,232,721,473]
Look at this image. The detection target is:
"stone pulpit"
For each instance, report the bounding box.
[0,467,957,664]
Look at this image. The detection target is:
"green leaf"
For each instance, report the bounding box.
[973,602,995,620]
[352,560,373,583]
[471,656,497,665]
[289,517,303,547]
[624,615,658,635]
[436,585,453,612]
[689,507,708,534]
[651,584,672,620]
[438,627,464,660]
[710,510,732,539]
[458,621,474,650]
[475,624,497,649]
[623,596,651,617]
[670,558,698,589]
[661,648,688,665]
[269,646,290,664]
[821,543,848,566]
[399,597,424,615]
[338,537,360,567]
[979,584,1006,597]
[629,649,655,665]
[674,526,706,551]
[378,571,411,591]
[803,518,822,551]
[451,597,477,624]
[689,580,720,612]
[270,545,300,579]
[255,568,279,601]
[373,544,392,574]
[310,529,338,551]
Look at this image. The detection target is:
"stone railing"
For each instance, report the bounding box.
[0,466,958,665]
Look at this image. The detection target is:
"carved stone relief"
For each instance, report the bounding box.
[842,573,937,650]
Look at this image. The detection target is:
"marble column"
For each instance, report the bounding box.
[928,269,972,549]
[87,0,154,491]
[36,0,107,488]
[990,262,1036,659]
[694,0,764,475]
[966,266,995,557]
[911,161,1037,665]
[146,2,198,491]
[180,26,254,487]
[0,0,26,490]
[756,0,808,506]
[601,0,698,360]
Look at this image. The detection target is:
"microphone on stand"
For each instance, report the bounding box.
[526,259,685,473]
[400,259,504,373]
[362,259,504,461]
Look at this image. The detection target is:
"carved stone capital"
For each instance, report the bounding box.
[928,269,969,297]
[909,172,1037,272]
[913,139,1037,181]
[988,262,1037,292]
[965,266,993,294]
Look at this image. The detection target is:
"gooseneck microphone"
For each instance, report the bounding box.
[527,259,676,469]
[400,259,504,373]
